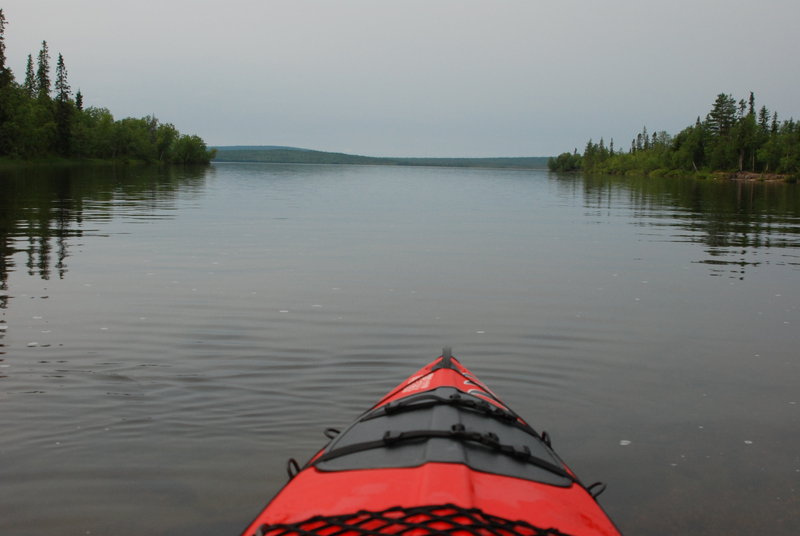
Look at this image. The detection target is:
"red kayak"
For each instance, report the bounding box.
[242,349,621,536]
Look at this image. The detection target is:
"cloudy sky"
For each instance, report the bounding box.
[4,1,799,157]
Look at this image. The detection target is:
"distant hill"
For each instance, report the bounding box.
[211,146,550,169]
[212,145,307,152]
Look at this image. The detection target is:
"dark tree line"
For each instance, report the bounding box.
[0,10,214,164]
[549,92,799,178]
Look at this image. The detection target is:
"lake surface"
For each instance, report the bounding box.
[1,163,798,535]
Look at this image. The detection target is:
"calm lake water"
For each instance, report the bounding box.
[1,163,798,535]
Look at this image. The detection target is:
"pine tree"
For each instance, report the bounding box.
[75,89,83,111]
[706,93,737,136]
[36,40,51,99]
[737,99,747,119]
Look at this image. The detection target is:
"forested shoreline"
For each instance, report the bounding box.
[549,93,799,181]
[0,10,214,165]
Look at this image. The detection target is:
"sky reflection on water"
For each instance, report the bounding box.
[0,164,798,536]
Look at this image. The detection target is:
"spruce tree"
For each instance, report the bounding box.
[0,8,11,156]
[36,40,51,99]
[0,9,11,87]
[24,54,36,96]
[75,89,83,111]
[55,53,70,103]
[54,53,72,155]
[758,106,770,132]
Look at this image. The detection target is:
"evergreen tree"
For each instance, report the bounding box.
[0,9,11,87]
[55,53,70,103]
[733,110,757,171]
[36,40,51,99]
[758,106,770,132]
[706,93,737,136]
[0,12,213,163]
[706,94,739,169]
[23,54,36,96]
[0,9,15,156]
[737,99,747,119]
[567,91,800,176]
[54,54,72,155]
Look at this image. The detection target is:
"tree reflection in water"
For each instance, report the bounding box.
[552,172,800,280]
[0,164,209,311]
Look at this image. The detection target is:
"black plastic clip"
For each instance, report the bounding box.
[382,430,398,445]
[587,481,607,498]
[286,458,301,480]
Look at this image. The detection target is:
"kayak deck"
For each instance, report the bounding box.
[241,350,620,536]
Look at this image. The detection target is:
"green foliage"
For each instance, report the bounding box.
[572,93,800,178]
[54,53,69,103]
[0,12,213,165]
[174,134,215,164]
[548,151,582,171]
[36,41,50,100]
[706,93,737,136]
[23,55,35,96]
[0,9,11,88]
[670,121,706,171]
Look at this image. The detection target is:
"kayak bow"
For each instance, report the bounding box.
[242,349,621,536]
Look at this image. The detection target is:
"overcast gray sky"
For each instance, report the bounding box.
[5,1,799,157]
